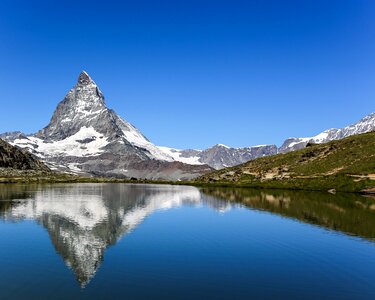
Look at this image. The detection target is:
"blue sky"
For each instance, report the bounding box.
[0,0,374,149]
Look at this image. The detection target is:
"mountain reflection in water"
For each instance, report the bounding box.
[0,184,232,286]
[0,183,374,288]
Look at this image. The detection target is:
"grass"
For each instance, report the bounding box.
[0,172,172,184]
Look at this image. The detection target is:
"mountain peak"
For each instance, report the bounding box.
[78,70,94,85]
[214,143,230,149]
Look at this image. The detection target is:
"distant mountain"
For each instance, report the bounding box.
[279,112,375,153]
[159,112,375,169]
[1,71,211,180]
[159,144,277,169]
[0,138,49,172]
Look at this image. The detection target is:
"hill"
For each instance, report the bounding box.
[195,132,375,192]
[0,138,50,175]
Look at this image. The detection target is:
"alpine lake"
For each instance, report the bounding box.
[0,183,374,299]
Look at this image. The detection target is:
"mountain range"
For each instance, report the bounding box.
[278,112,375,153]
[1,71,374,179]
[161,112,375,168]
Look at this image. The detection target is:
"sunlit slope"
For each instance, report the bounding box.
[196,131,375,192]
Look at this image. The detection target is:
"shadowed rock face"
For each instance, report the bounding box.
[0,184,231,287]
[77,71,93,85]
[0,138,50,172]
[0,72,212,180]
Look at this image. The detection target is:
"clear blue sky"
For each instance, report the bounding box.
[0,0,374,149]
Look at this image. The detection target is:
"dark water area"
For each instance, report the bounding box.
[0,183,374,299]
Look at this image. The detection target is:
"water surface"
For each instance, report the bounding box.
[0,183,375,299]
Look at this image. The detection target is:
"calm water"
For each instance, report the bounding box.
[0,184,375,299]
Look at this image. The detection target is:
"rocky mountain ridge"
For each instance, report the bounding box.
[278,112,375,153]
[159,112,375,169]
[159,144,278,169]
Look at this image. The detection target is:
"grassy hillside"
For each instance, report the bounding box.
[195,132,375,192]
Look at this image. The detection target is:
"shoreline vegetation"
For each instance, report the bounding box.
[0,132,374,195]
[0,172,374,195]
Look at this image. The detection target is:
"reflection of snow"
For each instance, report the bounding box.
[9,187,108,229]
[121,186,202,230]
[7,185,204,231]
[2,184,232,287]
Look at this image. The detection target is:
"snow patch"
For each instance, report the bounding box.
[312,131,329,143]
[158,146,204,165]
[216,144,230,148]
[9,191,108,229]
[287,137,310,148]
[12,126,109,158]
[116,117,174,161]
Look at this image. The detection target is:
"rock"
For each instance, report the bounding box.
[328,189,337,194]
[0,139,50,172]
[361,188,375,195]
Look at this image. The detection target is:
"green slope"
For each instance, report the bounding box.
[195,132,375,192]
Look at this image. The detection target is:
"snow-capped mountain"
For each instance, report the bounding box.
[0,184,232,286]
[279,112,375,153]
[159,144,277,169]
[1,71,211,180]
